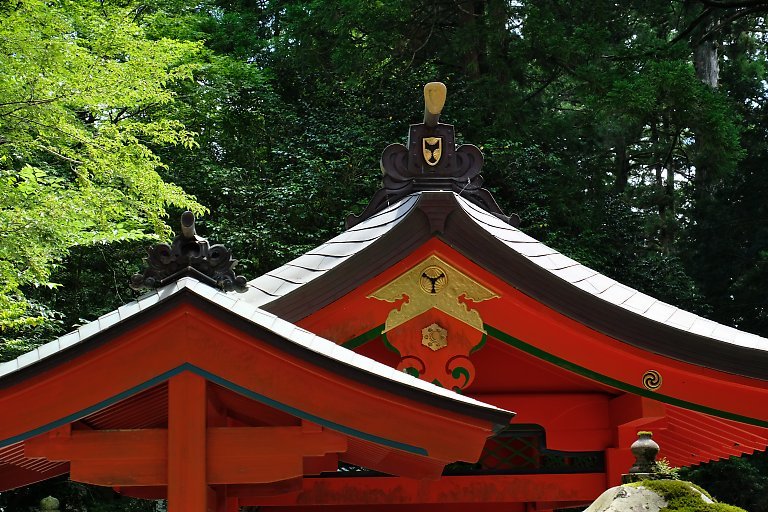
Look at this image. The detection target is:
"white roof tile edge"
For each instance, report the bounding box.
[238,194,421,307]
[0,277,508,415]
[454,194,768,352]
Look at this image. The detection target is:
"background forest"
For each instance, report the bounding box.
[2,0,768,510]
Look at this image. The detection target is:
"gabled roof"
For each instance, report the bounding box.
[0,276,516,491]
[0,276,508,423]
[237,191,768,381]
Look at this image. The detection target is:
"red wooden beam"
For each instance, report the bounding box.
[25,429,166,461]
[264,504,527,512]
[0,304,505,473]
[239,473,606,506]
[24,426,347,487]
[0,462,69,491]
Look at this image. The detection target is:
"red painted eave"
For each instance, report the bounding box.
[0,294,513,491]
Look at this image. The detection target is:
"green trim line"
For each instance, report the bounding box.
[485,325,768,429]
[341,324,384,350]
[0,363,428,456]
[470,333,488,355]
[380,332,401,355]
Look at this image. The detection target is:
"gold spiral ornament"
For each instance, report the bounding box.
[642,370,662,391]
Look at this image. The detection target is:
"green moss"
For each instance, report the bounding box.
[626,480,747,512]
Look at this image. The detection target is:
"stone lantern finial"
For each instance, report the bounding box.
[622,431,668,484]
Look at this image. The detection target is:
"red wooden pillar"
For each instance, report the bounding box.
[212,488,239,512]
[168,372,208,512]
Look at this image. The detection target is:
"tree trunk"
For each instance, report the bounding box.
[694,39,719,89]
[613,136,630,193]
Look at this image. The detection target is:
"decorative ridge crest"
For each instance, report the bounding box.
[347,82,519,228]
[130,211,247,293]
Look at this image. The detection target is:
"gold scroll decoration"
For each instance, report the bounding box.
[642,370,662,391]
[368,255,499,333]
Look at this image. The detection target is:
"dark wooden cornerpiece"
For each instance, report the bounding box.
[347,82,519,228]
[131,211,247,292]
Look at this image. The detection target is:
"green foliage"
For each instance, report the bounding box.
[0,475,159,511]
[628,480,746,512]
[681,451,768,512]
[0,0,205,338]
[656,458,682,480]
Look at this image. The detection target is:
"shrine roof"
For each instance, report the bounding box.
[454,193,768,352]
[0,276,509,420]
[238,190,768,379]
[241,194,420,306]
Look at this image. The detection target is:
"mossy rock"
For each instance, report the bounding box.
[585,480,746,512]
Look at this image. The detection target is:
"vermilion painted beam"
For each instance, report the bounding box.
[674,418,748,456]
[609,394,665,429]
[264,504,527,512]
[604,448,633,488]
[668,407,767,451]
[72,458,166,486]
[0,304,503,472]
[208,426,347,483]
[300,239,768,427]
[661,430,721,463]
[666,423,744,458]
[168,372,207,512]
[240,473,606,506]
[657,443,699,467]
[303,454,339,475]
[0,462,69,491]
[209,454,302,485]
[115,485,165,500]
[26,426,347,486]
[472,393,613,451]
[117,475,602,509]
[207,427,347,457]
[25,429,166,461]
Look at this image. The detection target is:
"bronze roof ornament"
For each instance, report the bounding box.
[347,82,519,228]
[130,211,248,292]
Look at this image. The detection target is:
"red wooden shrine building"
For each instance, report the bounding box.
[3,83,768,512]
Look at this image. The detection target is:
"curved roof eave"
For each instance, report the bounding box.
[0,276,512,428]
[240,191,768,381]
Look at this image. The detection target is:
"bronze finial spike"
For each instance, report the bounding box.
[423,82,446,127]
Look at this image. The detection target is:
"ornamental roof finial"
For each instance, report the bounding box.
[130,212,247,293]
[347,82,518,228]
[423,82,446,127]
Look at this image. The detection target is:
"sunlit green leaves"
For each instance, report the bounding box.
[0,0,206,333]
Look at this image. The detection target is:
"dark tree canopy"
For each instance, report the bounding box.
[3,0,768,508]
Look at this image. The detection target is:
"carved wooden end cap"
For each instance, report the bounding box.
[130,212,248,293]
[347,82,519,228]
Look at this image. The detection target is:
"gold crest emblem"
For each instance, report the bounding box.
[422,323,448,351]
[422,137,442,166]
[368,255,499,333]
